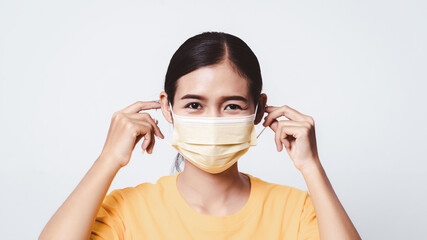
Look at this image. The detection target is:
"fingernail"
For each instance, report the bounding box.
[156,134,164,139]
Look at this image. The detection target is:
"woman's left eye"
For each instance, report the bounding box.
[225,104,243,110]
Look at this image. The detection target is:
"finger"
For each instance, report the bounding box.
[141,130,152,151]
[131,121,151,148]
[270,105,314,124]
[280,125,307,139]
[134,134,144,149]
[263,105,306,126]
[145,127,155,154]
[269,120,279,132]
[268,120,302,132]
[279,128,291,149]
[121,101,161,114]
[282,137,291,149]
[128,113,164,139]
[275,125,283,152]
[276,125,293,152]
[147,126,158,154]
[133,121,153,151]
[147,131,156,154]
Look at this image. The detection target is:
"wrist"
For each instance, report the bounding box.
[299,157,323,176]
[96,152,122,173]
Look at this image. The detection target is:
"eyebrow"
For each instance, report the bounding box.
[180,94,248,103]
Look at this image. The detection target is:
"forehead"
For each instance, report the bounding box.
[174,61,250,101]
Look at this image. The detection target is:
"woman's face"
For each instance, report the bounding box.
[170,60,255,117]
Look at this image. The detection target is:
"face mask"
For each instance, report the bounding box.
[165,102,265,174]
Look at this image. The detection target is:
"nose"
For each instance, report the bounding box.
[205,107,221,117]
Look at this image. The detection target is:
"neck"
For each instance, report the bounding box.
[177,159,249,207]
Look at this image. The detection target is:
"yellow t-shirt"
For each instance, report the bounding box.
[90,172,319,240]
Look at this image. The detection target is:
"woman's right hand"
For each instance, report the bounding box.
[99,101,165,169]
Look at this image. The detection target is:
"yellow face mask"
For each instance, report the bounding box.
[168,102,263,174]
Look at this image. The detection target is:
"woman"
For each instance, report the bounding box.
[39,32,361,239]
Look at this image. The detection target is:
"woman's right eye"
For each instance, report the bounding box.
[185,102,201,109]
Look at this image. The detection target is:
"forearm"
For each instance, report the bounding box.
[39,154,120,240]
[301,159,361,240]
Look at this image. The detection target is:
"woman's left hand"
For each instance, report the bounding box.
[262,105,320,172]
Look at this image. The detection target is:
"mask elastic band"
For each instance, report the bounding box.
[253,102,268,139]
[169,102,175,119]
[257,125,267,139]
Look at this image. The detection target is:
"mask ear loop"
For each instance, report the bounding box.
[154,101,174,147]
[142,100,173,152]
[168,101,175,121]
[256,103,268,139]
[151,101,174,147]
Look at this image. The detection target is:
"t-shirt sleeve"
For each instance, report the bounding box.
[298,192,320,240]
[90,189,126,240]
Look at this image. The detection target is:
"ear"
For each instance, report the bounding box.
[254,93,267,125]
[160,91,173,124]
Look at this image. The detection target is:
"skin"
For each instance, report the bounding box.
[159,59,267,216]
[39,59,361,240]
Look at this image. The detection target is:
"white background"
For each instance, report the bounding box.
[1,0,426,239]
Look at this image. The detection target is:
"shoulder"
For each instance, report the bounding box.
[105,174,176,202]
[246,173,309,205]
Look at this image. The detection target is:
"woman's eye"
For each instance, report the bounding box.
[225,104,243,110]
[184,103,242,110]
[186,103,201,109]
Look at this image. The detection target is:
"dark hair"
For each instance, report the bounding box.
[164,31,263,174]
